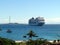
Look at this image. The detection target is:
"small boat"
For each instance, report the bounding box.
[6,29,12,33]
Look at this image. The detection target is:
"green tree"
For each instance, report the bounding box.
[23,30,38,40]
[23,30,51,45]
[23,30,38,45]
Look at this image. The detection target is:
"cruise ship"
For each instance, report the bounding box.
[29,17,45,26]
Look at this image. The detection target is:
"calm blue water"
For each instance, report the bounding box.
[0,24,60,41]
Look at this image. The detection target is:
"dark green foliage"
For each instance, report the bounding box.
[26,38,51,45]
[23,36,26,38]
[53,40,56,43]
[57,39,60,42]
[0,37,16,45]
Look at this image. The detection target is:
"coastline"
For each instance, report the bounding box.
[15,40,53,43]
[15,40,60,43]
[15,40,27,43]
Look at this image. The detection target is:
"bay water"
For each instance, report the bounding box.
[0,24,60,41]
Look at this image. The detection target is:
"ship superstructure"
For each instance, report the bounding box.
[29,17,45,26]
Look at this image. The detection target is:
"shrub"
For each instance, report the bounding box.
[0,37,16,45]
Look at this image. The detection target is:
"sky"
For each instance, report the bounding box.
[0,0,60,24]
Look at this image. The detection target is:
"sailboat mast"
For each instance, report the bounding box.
[9,16,11,23]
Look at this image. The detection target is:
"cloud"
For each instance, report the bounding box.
[0,19,9,24]
[0,17,60,24]
[0,18,28,24]
[45,18,60,24]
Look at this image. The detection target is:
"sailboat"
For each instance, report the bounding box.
[6,16,12,33]
[6,29,12,33]
[8,16,18,25]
